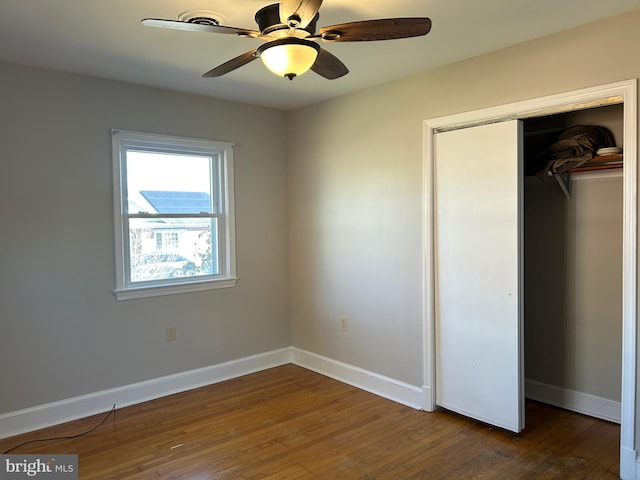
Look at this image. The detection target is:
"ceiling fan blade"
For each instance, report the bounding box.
[279,0,323,28]
[319,18,431,42]
[311,48,349,80]
[141,18,260,37]
[202,49,259,77]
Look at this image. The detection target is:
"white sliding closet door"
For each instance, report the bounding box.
[434,120,524,433]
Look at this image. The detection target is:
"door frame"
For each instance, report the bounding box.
[422,79,637,478]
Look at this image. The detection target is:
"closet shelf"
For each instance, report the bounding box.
[548,154,623,199]
[565,153,623,173]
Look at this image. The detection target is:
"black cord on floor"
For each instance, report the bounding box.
[2,404,116,454]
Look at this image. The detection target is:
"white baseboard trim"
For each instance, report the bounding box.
[16,351,619,445]
[291,348,424,410]
[621,445,637,480]
[0,348,292,440]
[422,385,435,412]
[525,379,621,424]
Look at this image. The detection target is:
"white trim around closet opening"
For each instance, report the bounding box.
[422,79,637,480]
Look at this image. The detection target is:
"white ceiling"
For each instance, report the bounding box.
[2,0,640,111]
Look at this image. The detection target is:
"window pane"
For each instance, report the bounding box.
[129,217,219,283]
[126,151,214,214]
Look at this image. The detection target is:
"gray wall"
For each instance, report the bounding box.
[525,175,623,401]
[288,8,639,395]
[0,62,291,413]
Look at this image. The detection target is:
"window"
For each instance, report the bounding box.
[156,232,179,250]
[112,130,236,300]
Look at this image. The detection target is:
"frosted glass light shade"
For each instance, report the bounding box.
[258,39,320,80]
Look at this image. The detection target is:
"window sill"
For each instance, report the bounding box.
[114,277,238,300]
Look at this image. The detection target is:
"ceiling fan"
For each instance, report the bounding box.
[141,0,432,81]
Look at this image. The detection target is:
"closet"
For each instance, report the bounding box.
[432,101,626,432]
[522,104,623,423]
[427,81,636,474]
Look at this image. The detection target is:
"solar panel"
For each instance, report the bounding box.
[140,191,212,214]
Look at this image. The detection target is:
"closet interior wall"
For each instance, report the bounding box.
[523,104,624,418]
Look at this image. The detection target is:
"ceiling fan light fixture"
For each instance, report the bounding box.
[258,38,320,80]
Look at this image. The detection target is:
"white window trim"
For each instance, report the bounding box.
[112,129,237,300]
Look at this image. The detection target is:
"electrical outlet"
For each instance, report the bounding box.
[166,326,177,341]
[340,317,348,332]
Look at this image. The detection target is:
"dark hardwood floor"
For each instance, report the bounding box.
[0,364,620,479]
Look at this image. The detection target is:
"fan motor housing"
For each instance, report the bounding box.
[255,3,318,35]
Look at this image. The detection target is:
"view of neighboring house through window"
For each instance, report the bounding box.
[112,130,236,299]
[156,231,179,250]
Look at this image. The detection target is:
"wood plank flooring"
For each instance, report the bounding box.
[0,364,620,479]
